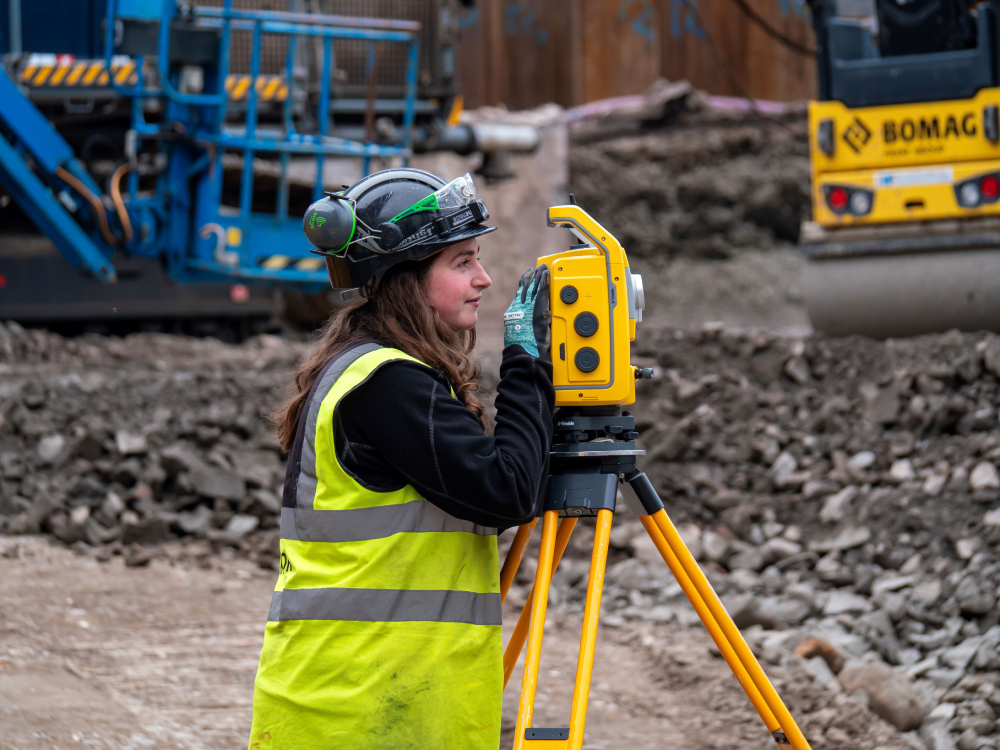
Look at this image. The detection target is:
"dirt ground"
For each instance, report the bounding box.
[0,534,813,750]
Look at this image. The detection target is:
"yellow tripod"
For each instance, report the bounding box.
[497,410,814,750]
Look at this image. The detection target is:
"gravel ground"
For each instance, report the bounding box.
[0,534,907,750]
[6,319,1000,748]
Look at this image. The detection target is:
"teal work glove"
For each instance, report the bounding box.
[503,264,551,362]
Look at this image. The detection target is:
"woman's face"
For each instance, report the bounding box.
[424,238,492,331]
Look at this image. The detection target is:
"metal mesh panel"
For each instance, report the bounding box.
[200,0,289,74]
[325,0,440,95]
[196,1,454,99]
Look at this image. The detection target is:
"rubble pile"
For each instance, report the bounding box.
[5,317,1000,748]
[509,325,1000,750]
[569,100,810,261]
[0,321,308,569]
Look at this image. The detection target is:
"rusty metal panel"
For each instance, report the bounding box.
[505,0,577,109]
[655,0,816,101]
[582,0,663,102]
[457,0,817,109]
[455,2,490,108]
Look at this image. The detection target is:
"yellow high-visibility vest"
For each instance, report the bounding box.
[248,344,502,750]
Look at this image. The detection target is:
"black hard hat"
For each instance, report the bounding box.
[303,168,496,299]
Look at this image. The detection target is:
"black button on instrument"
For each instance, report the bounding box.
[575,347,600,372]
[574,312,598,337]
[560,285,579,304]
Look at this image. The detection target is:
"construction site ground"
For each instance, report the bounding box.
[0,535,784,750]
[5,104,988,750]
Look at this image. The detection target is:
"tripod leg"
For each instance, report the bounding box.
[649,509,810,749]
[504,517,578,688]
[501,519,538,603]
[513,509,559,750]
[637,515,781,733]
[566,508,612,750]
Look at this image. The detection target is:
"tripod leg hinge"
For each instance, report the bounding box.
[526,728,570,740]
[620,470,664,516]
[772,730,790,745]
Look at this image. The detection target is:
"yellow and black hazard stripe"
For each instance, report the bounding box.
[260,255,325,272]
[20,59,138,88]
[226,75,288,102]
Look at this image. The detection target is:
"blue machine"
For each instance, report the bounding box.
[0,0,423,296]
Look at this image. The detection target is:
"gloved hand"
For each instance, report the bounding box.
[503,264,551,362]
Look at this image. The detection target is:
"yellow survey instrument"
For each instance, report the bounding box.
[537,201,645,407]
[498,200,815,750]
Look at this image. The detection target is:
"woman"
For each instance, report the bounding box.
[248,168,554,749]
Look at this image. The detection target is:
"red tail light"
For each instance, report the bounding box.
[828,187,849,212]
[982,175,1000,200]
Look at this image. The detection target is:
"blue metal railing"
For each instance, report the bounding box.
[97,0,421,286]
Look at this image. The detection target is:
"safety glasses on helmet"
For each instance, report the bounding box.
[305,173,489,258]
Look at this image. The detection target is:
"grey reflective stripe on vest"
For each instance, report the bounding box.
[296,342,383,510]
[267,587,502,626]
[281,501,496,543]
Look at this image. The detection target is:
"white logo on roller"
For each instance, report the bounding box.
[504,311,525,321]
[873,166,953,188]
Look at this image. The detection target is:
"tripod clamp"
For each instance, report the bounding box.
[543,408,663,519]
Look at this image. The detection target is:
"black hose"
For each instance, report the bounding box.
[723,0,818,56]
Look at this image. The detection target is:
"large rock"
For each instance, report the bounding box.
[701,530,730,563]
[969,461,1000,491]
[941,636,983,670]
[224,513,260,538]
[121,514,173,545]
[922,722,958,750]
[159,444,202,475]
[819,486,858,524]
[49,505,101,546]
[629,532,666,569]
[822,590,870,616]
[838,662,928,731]
[809,526,871,553]
[761,537,803,563]
[955,576,997,615]
[176,504,214,536]
[115,430,148,456]
[183,465,246,503]
[889,459,916,482]
[606,558,656,591]
[37,434,66,464]
[722,592,776,629]
[728,546,765,572]
[768,452,801,489]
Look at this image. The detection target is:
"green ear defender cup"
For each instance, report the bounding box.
[303,195,357,254]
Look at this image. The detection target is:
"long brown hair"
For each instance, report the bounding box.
[276,260,486,451]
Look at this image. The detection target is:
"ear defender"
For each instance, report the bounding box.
[303,195,358,254]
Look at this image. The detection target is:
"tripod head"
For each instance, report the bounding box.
[545,406,644,518]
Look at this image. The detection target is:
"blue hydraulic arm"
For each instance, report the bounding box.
[0,68,118,282]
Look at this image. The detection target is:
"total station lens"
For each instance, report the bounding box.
[575,347,600,373]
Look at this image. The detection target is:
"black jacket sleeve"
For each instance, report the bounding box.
[335,345,554,529]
